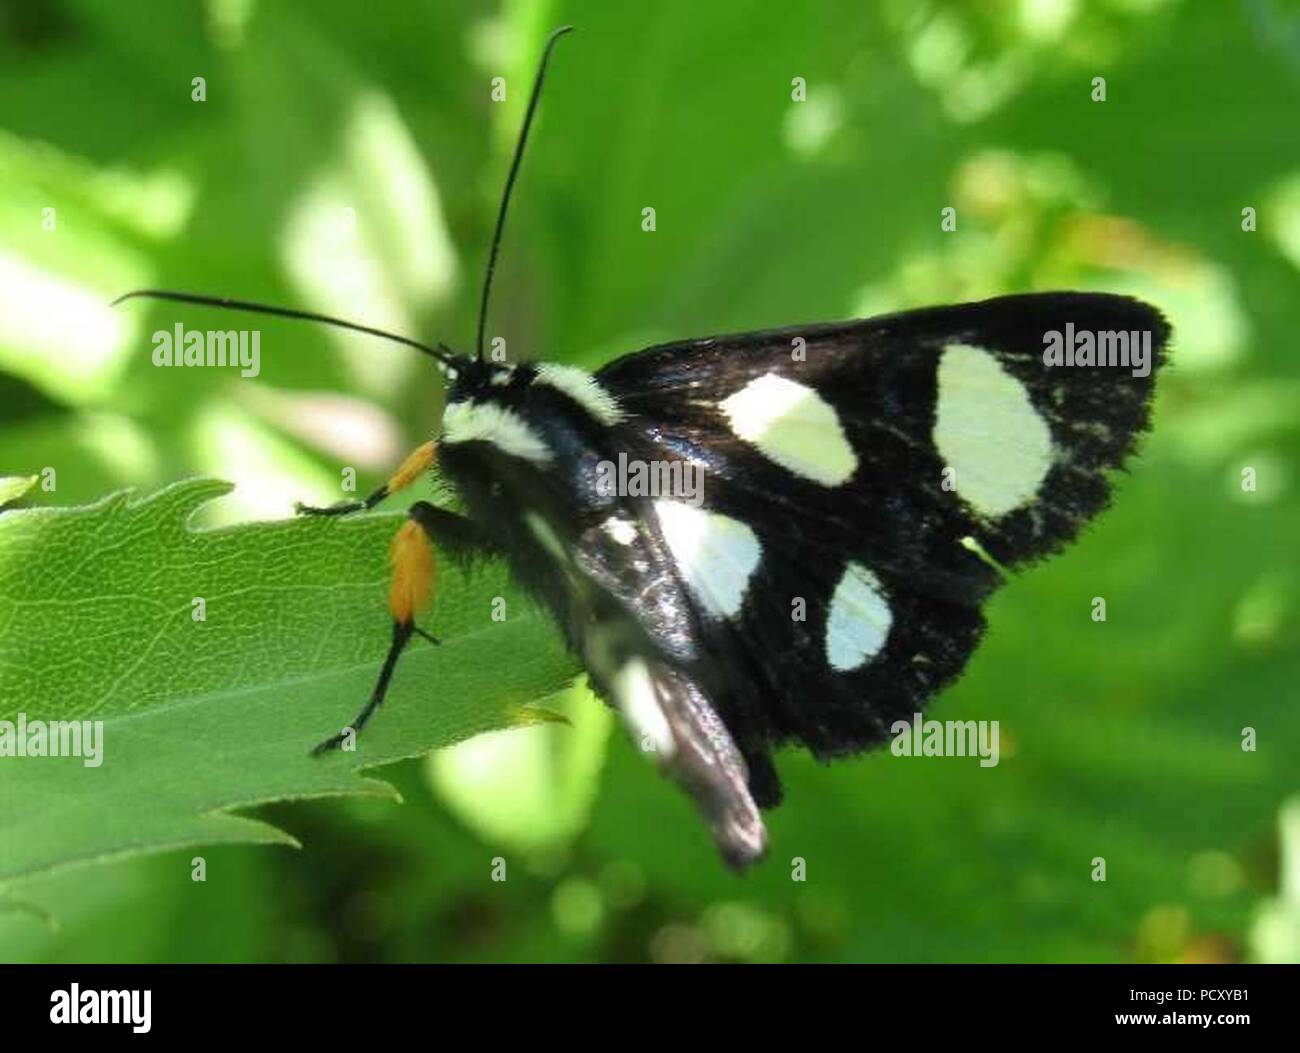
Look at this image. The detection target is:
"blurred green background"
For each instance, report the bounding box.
[2,0,1298,963]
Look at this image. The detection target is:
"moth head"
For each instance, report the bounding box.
[442,357,518,403]
[438,361,552,469]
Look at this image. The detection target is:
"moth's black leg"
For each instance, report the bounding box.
[311,500,495,756]
[406,499,502,561]
[311,620,415,755]
[295,495,381,517]
[296,440,436,517]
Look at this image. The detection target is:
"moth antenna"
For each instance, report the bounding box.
[111,289,460,369]
[475,24,574,363]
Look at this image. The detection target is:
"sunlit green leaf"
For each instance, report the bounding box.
[0,479,580,891]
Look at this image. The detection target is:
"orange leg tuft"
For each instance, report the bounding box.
[388,518,437,625]
[387,440,438,495]
[311,506,443,756]
[297,440,437,517]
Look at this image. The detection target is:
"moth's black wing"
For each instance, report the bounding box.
[601,293,1168,571]
[596,292,1168,775]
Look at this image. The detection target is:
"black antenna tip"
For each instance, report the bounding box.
[474,24,576,362]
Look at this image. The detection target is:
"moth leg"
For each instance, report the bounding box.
[296,439,436,517]
[311,505,440,755]
[311,500,498,755]
[311,619,419,755]
[406,500,503,562]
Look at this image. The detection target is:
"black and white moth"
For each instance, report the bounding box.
[116,27,1169,868]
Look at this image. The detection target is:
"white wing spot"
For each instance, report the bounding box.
[825,562,892,671]
[719,373,856,486]
[654,500,761,619]
[534,363,625,425]
[933,344,1052,517]
[441,399,552,466]
[601,516,638,546]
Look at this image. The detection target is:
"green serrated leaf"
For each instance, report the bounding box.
[0,479,580,891]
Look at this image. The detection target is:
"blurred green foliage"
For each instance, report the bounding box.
[1,0,1298,962]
